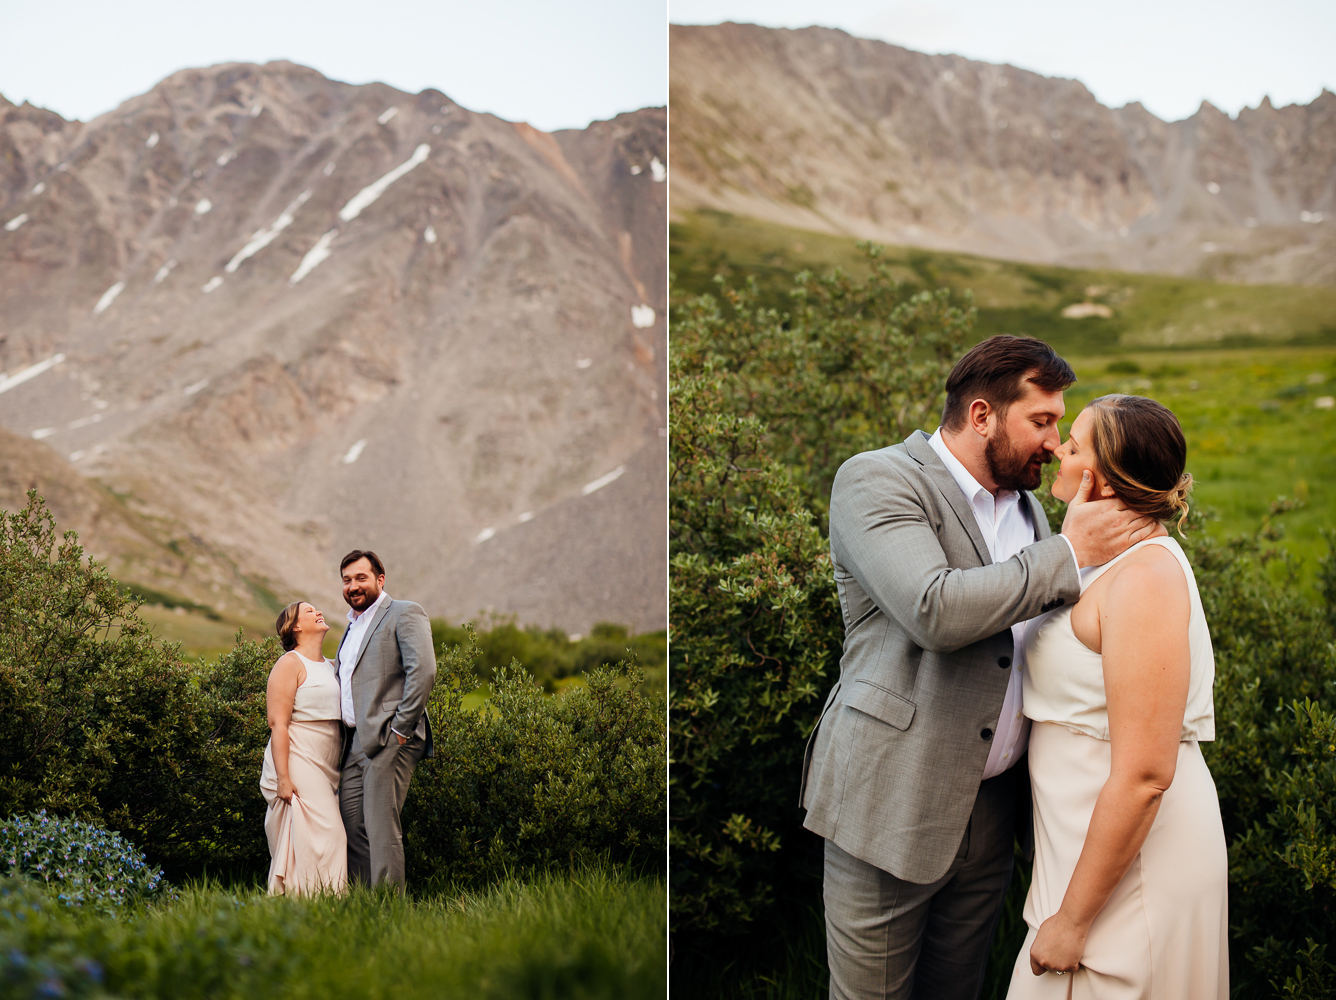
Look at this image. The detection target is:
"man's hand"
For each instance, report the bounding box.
[396,732,407,745]
[1061,471,1160,567]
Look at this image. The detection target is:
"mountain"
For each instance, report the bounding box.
[670,22,1336,286]
[0,61,666,633]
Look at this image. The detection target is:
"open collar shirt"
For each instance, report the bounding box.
[338,589,390,728]
[928,429,1042,779]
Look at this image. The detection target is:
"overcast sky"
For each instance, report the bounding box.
[671,0,1334,123]
[0,0,667,132]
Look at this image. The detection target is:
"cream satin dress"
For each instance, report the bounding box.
[1008,537,1228,999]
[260,651,347,896]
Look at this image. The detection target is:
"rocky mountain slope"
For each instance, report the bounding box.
[0,62,666,632]
[671,22,1336,286]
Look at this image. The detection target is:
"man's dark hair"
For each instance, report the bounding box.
[939,335,1076,432]
[340,549,386,578]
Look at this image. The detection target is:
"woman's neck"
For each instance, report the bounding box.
[294,635,325,661]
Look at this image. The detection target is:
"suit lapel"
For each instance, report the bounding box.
[904,431,992,566]
[348,597,394,675]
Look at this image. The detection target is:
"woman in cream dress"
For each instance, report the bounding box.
[1009,394,1227,998]
[260,601,348,896]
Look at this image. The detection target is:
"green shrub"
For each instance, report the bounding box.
[669,251,971,961]
[0,491,267,882]
[404,627,666,885]
[0,811,168,911]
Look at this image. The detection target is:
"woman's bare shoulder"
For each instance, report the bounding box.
[269,651,303,680]
[1106,542,1189,607]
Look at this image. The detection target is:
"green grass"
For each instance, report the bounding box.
[671,209,1336,357]
[136,604,271,661]
[0,869,665,999]
[1060,347,1336,586]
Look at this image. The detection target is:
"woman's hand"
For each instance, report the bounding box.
[1029,910,1086,976]
[277,775,298,803]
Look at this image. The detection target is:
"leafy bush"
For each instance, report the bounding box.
[0,491,271,881]
[673,246,972,516]
[0,811,168,911]
[404,628,666,885]
[669,252,971,962]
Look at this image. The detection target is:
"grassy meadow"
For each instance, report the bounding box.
[671,209,1336,583]
[0,869,666,999]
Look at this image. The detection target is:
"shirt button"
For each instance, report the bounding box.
[981,728,994,741]
[998,656,1011,668]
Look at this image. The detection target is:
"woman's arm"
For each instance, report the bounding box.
[266,653,306,802]
[1029,546,1191,975]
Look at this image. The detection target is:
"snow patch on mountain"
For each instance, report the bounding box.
[338,144,430,222]
[0,354,65,396]
[225,189,312,273]
[93,282,125,315]
[291,229,338,284]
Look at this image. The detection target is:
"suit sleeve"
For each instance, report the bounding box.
[390,602,437,737]
[829,452,1080,655]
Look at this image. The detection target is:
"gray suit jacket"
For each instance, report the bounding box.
[800,430,1080,884]
[336,598,437,760]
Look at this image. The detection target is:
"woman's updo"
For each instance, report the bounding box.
[275,601,304,652]
[1085,394,1193,532]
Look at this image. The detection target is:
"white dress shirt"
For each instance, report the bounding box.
[338,589,390,728]
[928,429,1074,779]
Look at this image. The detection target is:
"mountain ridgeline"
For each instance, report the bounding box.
[0,61,666,632]
[671,22,1336,287]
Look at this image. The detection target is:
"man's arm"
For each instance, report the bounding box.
[830,454,1080,655]
[390,603,437,741]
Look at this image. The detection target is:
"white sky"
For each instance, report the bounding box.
[670,0,1335,123]
[0,0,667,132]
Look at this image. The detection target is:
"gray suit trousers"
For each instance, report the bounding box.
[340,728,427,889]
[823,764,1020,1000]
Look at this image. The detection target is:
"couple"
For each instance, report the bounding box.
[801,336,1228,998]
[259,550,437,896]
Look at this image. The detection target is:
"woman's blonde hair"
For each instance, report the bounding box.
[1084,394,1193,532]
[275,601,304,652]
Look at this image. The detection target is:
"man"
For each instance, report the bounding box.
[800,335,1156,999]
[335,549,436,888]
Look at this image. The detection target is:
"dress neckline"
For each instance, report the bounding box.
[1080,535,1181,594]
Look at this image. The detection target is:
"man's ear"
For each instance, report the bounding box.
[968,398,991,437]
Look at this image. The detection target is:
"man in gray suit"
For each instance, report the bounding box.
[801,336,1154,998]
[335,549,436,888]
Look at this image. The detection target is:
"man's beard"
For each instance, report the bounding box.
[985,432,1051,492]
[345,586,379,611]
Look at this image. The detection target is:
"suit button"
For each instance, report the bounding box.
[998,656,1011,668]
[1055,598,1065,608]
[981,728,994,741]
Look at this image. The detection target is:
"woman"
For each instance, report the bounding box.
[260,601,347,895]
[1009,394,1228,997]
